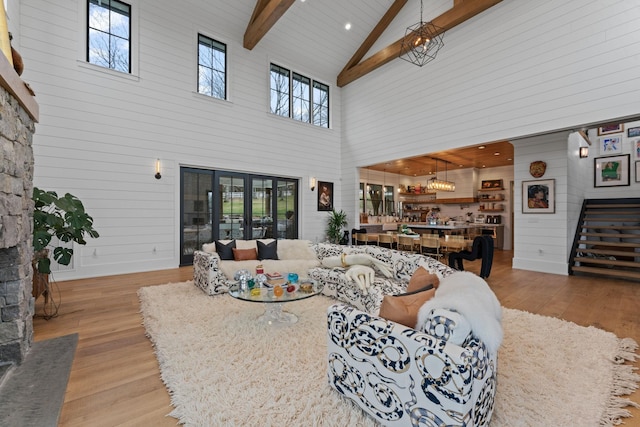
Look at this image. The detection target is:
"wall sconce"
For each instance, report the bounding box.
[309,177,316,191]
[155,158,162,179]
[579,147,588,158]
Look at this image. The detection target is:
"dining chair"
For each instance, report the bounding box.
[442,234,467,253]
[377,233,396,249]
[355,233,369,245]
[420,234,442,259]
[397,234,417,252]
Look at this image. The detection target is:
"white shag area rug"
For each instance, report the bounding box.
[138,282,640,427]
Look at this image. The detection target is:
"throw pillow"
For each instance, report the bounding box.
[215,240,236,260]
[257,240,278,260]
[378,284,436,328]
[407,267,440,293]
[232,248,258,261]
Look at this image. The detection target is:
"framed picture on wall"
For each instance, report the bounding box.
[599,136,622,155]
[636,161,640,183]
[522,179,555,214]
[598,124,624,136]
[317,181,333,211]
[627,126,640,138]
[633,139,640,159]
[594,154,630,187]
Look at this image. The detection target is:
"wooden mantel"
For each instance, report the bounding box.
[0,50,38,122]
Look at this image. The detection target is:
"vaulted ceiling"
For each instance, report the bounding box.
[243,0,503,87]
[238,0,509,174]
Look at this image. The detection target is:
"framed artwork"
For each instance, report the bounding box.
[598,124,623,136]
[594,155,630,187]
[599,136,622,155]
[636,161,640,183]
[628,126,640,138]
[481,179,503,189]
[522,179,555,214]
[317,181,333,211]
[633,139,640,159]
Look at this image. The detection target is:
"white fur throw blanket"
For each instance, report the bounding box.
[416,271,503,355]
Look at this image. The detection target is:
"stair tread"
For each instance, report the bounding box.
[574,256,640,268]
[580,232,640,239]
[577,240,640,248]
[577,248,640,257]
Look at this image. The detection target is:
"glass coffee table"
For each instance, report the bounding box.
[228,279,323,325]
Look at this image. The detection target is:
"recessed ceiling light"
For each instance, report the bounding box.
[345,22,352,30]
[478,146,486,149]
[494,152,500,156]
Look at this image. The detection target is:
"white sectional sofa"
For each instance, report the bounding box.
[193,239,320,295]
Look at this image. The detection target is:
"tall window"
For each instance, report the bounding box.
[313,82,329,127]
[198,34,226,99]
[292,73,310,122]
[87,0,131,73]
[270,64,290,118]
[270,63,329,128]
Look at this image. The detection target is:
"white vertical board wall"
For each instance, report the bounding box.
[340,0,640,273]
[20,0,341,279]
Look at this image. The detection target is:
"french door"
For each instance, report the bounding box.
[180,167,298,265]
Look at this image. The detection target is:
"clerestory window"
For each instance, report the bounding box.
[269,63,329,128]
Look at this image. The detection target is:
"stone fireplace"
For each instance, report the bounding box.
[0,54,39,380]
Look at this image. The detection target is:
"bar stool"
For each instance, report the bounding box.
[442,234,466,254]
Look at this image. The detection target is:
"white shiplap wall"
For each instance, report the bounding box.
[19,0,342,279]
[341,0,640,274]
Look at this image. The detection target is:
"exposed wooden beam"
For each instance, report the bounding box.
[337,0,503,87]
[578,130,592,146]
[340,0,408,76]
[244,0,296,50]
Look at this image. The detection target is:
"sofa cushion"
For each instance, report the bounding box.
[233,248,258,260]
[257,240,278,260]
[408,266,440,292]
[215,240,236,260]
[378,285,436,328]
[278,240,317,261]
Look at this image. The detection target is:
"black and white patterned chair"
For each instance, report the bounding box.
[327,303,497,426]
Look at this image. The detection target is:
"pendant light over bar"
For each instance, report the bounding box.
[426,158,455,192]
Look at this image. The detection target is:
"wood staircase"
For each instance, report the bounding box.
[569,198,640,280]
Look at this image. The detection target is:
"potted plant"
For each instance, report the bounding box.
[32,187,100,275]
[326,209,348,244]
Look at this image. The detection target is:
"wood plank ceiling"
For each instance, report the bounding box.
[364,141,514,177]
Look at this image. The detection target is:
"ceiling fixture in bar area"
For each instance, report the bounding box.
[426,158,455,192]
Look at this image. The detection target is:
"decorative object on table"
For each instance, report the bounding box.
[325,209,348,244]
[399,0,445,67]
[627,126,640,138]
[522,179,555,214]
[528,161,546,178]
[594,155,630,188]
[597,123,623,136]
[317,181,333,211]
[598,135,622,155]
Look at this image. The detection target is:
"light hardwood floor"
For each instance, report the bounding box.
[33,250,640,427]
